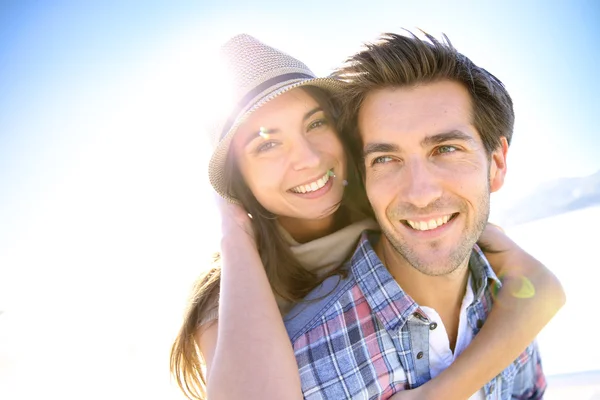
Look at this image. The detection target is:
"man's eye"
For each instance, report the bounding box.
[372,156,394,165]
[436,145,458,154]
[256,142,278,153]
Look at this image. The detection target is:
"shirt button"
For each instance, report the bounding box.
[416,351,424,359]
[477,319,484,329]
[429,322,437,330]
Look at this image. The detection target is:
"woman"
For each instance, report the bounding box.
[171,34,564,400]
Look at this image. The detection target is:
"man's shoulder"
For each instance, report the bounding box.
[284,261,362,342]
[284,231,378,342]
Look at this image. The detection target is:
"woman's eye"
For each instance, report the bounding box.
[307,119,327,131]
[436,145,458,155]
[372,156,394,165]
[256,141,278,153]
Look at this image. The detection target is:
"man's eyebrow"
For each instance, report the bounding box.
[362,130,475,157]
[363,142,400,158]
[421,130,476,147]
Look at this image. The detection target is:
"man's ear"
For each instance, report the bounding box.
[489,137,508,193]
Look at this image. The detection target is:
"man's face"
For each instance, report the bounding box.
[358,80,508,275]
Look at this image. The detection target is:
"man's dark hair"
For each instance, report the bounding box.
[334,30,514,160]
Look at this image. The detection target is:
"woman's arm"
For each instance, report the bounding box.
[391,223,565,400]
[198,197,303,400]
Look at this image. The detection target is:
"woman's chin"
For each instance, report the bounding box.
[296,202,342,221]
[261,190,344,222]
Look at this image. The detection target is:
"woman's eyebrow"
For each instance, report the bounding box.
[303,107,323,122]
[244,107,324,147]
[244,127,279,147]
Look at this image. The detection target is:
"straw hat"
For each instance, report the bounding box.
[208,34,344,203]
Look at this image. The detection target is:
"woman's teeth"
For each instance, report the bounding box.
[406,215,452,231]
[290,171,331,194]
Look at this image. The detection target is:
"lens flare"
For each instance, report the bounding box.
[259,126,270,139]
[511,276,536,298]
[491,273,536,301]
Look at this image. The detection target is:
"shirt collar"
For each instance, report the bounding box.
[469,244,502,302]
[350,231,419,333]
[350,232,501,332]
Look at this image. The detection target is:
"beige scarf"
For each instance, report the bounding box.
[276,217,379,314]
[278,218,379,278]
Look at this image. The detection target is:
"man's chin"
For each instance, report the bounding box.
[401,243,472,276]
[403,255,452,276]
[413,261,463,276]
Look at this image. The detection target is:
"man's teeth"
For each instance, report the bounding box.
[406,215,451,231]
[291,171,331,194]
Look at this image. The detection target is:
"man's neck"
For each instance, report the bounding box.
[375,236,471,351]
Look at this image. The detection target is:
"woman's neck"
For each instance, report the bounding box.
[278,208,348,244]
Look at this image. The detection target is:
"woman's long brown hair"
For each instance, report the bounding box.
[170,86,372,399]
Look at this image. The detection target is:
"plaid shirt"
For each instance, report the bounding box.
[284,231,546,400]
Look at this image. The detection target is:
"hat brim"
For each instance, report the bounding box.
[208,77,345,204]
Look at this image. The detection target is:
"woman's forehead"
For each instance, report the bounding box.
[236,89,321,139]
[254,88,319,120]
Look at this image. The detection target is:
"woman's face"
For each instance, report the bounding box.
[231,88,347,221]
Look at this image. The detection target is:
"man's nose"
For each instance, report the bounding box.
[400,158,443,209]
[290,136,320,171]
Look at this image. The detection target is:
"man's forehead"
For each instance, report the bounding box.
[357,82,477,142]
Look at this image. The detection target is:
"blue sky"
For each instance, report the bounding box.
[1,0,599,216]
[0,2,599,398]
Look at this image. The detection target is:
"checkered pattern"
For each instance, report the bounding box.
[284,231,546,400]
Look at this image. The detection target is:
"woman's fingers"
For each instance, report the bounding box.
[478,222,513,253]
[213,191,256,242]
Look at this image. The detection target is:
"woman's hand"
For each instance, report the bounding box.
[205,193,303,400]
[477,222,530,284]
[214,193,256,247]
[477,222,512,253]
[388,386,427,400]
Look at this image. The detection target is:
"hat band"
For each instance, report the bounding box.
[220,72,314,140]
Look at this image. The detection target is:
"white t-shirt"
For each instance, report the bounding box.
[421,275,486,400]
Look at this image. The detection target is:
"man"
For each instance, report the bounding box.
[284,32,545,399]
